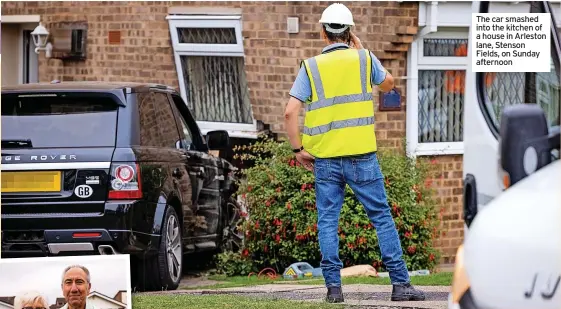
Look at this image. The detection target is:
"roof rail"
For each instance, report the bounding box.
[151,84,176,92]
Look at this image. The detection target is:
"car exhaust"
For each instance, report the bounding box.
[98,245,117,255]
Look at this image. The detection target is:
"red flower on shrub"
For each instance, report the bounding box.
[255,221,260,229]
[286,202,292,210]
[407,246,416,254]
[247,186,252,192]
[240,211,248,218]
[290,160,295,167]
[405,231,412,238]
[416,192,422,203]
[307,184,313,189]
[276,187,282,193]
[266,200,271,207]
[275,234,281,243]
[392,202,400,214]
[301,184,307,191]
[242,248,249,257]
[429,253,435,261]
[347,243,354,249]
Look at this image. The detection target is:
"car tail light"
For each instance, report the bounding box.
[73,232,102,238]
[108,162,142,199]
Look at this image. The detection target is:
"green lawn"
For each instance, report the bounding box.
[181,271,453,290]
[133,294,342,309]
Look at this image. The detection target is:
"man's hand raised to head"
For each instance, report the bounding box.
[350,32,363,49]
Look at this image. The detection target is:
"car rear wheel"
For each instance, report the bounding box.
[135,206,182,291]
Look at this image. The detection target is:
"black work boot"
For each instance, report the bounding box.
[391,283,426,301]
[325,286,344,303]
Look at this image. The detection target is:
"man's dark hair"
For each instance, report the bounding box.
[323,23,351,44]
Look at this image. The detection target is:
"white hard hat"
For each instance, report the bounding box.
[319,3,355,28]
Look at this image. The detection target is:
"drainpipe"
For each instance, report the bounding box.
[419,1,438,37]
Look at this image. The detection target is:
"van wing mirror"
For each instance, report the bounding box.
[499,104,559,187]
[206,130,230,151]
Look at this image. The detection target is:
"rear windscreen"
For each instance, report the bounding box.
[1,93,120,148]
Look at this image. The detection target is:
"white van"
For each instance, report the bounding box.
[448,1,561,308]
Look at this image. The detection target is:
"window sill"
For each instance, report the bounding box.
[413,142,464,156]
[198,121,267,139]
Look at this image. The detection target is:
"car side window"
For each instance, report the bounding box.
[170,94,208,152]
[138,92,181,148]
[480,2,560,130]
[170,102,194,150]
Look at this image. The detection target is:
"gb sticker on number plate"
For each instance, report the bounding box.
[74,184,94,198]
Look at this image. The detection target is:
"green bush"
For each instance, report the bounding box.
[215,136,441,276]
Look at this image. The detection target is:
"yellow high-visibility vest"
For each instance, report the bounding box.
[301,48,377,158]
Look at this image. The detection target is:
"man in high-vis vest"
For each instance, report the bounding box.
[283,3,426,303]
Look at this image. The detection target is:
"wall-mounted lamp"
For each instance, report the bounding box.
[31,23,53,58]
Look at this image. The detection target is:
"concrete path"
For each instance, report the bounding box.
[145,283,450,309]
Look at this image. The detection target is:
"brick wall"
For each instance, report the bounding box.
[425,155,464,264]
[2,0,465,264]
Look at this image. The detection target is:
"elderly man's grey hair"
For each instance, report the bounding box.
[61,264,91,283]
[13,291,49,309]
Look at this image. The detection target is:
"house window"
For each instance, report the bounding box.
[168,15,256,134]
[406,31,468,156]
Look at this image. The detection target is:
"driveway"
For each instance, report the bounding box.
[142,283,449,309]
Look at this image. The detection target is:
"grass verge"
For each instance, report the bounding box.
[180,271,453,290]
[133,294,342,309]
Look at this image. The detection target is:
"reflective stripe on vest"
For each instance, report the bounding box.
[301,48,377,158]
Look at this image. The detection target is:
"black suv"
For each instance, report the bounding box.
[1,82,244,291]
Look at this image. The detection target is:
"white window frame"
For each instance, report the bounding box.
[167,15,258,136]
[406,29,469,156]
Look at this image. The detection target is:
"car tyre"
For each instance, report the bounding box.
[219,196,245,252]
[135,206,183,291]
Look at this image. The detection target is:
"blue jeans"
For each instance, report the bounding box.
[313,151,410,287]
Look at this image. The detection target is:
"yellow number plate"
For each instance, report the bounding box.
[1,171,62,193]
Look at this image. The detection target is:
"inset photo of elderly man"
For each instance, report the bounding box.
[0,255,131,309]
